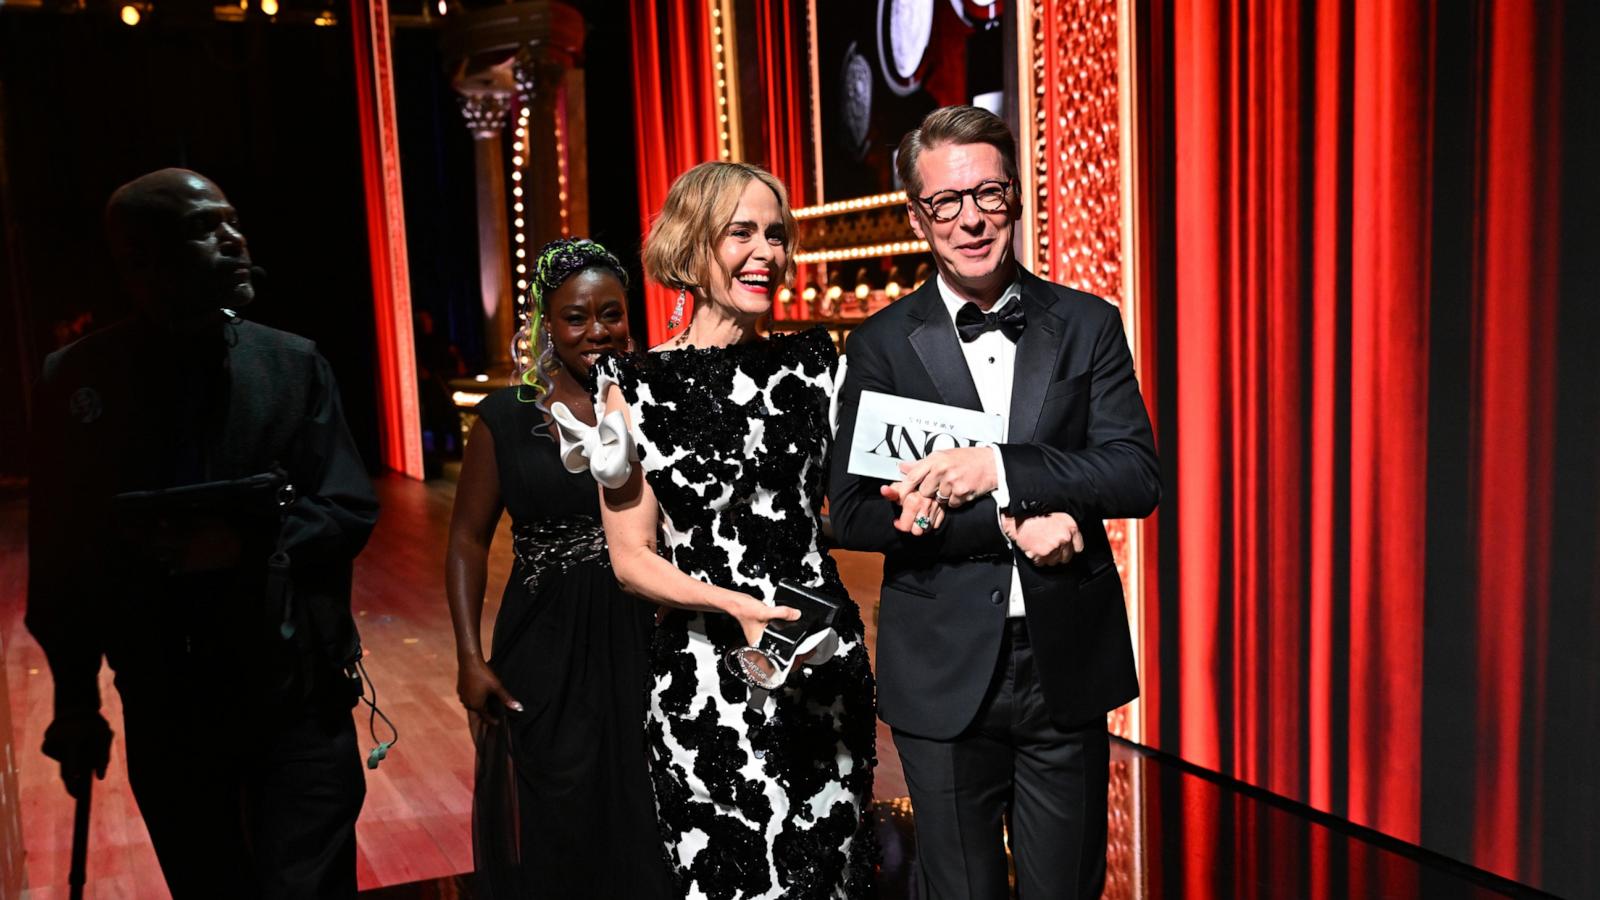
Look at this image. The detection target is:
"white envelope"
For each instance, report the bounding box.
[847,390,1005,481]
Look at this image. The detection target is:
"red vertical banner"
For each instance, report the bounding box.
[1262,0,1306,802]
[629,0,720,346]
[350,0,423,478]
[1305,0,1346,818]
[1470,0,1560,880]
[1171,0,1224,773]
[1344,0,1431,842]
[750,0,808,208]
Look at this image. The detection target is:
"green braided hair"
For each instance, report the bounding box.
[513,237,630,408]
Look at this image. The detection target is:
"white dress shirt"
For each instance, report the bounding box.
[935,276,1028,618]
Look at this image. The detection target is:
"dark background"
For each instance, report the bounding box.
[0,0,642,477]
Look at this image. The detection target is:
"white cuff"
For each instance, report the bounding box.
[828,355,848,436]
[990,444,1010,509]
[550,401,636,489]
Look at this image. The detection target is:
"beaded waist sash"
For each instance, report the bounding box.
[511,515,610,595]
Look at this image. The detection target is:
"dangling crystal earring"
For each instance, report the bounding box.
[667,288,687,330]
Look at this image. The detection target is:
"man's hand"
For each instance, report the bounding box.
[41,711,113,800]
[1000,512,1085,566]
[881,484,946,536]
[890,447,998,508]
[455,655,523,724]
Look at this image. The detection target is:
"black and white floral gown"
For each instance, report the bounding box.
[593,327,876,900]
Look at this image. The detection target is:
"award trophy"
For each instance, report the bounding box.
[725,581,842,690]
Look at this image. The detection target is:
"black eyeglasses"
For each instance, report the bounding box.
[916,180,1014,223]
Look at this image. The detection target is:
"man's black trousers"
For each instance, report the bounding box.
[114,664,364,899]
[892,617,1110,900]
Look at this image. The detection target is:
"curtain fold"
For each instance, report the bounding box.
[628,0,718,345]
[1145,0,1589,890]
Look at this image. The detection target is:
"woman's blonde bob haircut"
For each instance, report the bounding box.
[642,161,799,293]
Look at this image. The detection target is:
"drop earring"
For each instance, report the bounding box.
[667,288,687,330]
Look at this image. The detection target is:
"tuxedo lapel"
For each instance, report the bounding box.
[1006,271,1063,442]
[905,281,985,412]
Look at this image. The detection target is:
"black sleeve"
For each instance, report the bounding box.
[827,329,1011,561]
[25,355,104,717]
[279,351,379,563]
[997,306,1161,520]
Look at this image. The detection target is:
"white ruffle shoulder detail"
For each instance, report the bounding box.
[549,401,635,489]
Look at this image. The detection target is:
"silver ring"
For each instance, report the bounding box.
[913,514,932,529]
[935,490,950,502]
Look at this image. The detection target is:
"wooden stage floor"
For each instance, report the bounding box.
[1,474,903,898]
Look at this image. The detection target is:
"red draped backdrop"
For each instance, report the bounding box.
[628,0,718,347]
[1139,0,1598,893]
[628,0,809,345]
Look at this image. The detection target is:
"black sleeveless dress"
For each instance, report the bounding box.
[470,386,674,899]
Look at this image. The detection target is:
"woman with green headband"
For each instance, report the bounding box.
[445,237,673,898]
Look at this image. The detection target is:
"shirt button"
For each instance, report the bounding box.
[990,589,1004,605]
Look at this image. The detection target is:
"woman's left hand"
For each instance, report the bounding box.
[729,593,801,647]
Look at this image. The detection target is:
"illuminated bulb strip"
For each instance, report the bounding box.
[512,98,532,372]
[555,85,570,237]
[794,240,929,264]
[793,191,908,220]
[710,0,737,161]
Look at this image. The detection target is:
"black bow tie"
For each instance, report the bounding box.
[955,301,1026,343]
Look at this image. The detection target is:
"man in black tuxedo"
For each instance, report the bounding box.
[829,106,1159,898]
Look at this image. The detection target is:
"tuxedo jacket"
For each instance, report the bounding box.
[828,268,1159,739]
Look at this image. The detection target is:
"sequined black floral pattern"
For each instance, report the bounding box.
[510,515,608,596]
[593,328,876,900]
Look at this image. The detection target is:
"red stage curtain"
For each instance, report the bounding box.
[628,0,719,346]
[349,0,423,478]
[748,0,809,209]
[1143,0,1587,890]
[629,0,809,343]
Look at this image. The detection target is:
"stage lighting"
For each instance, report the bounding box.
[120,4,141,24]
[854,266,872,301]
[260,0,276,14]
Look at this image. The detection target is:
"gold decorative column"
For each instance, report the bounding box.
[458,87,516,372]
[443,0,587,378]
[1017,0,1147,896]
[1017,0,1145,745]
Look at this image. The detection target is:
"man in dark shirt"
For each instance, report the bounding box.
[27,168,379,898]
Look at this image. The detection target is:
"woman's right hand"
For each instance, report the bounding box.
[456,655,523,722]
[729,594,801,648]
